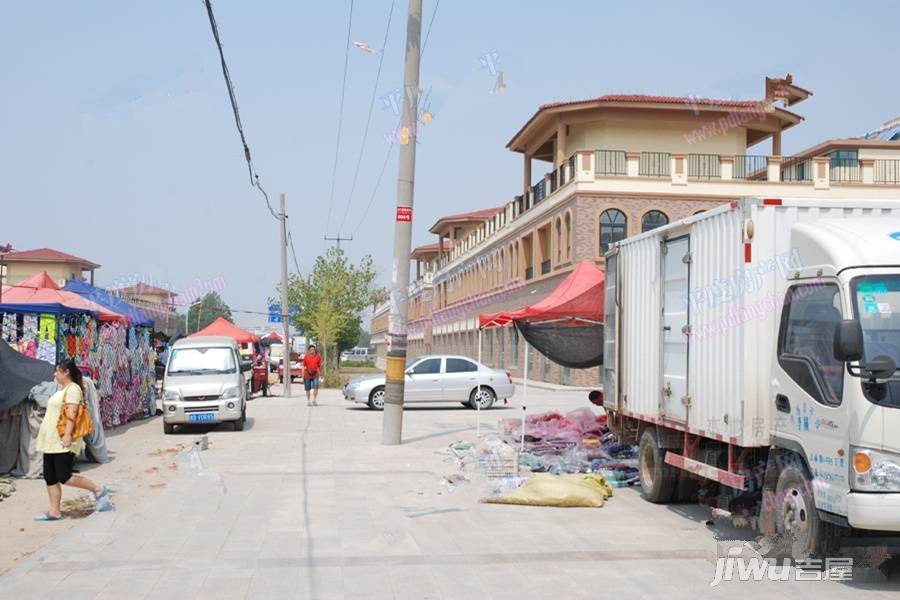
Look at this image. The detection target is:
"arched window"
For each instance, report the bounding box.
[599,209,627,253]
[564,212,572,258]
[642,210,669,233]
[499,249,505,283]
[555,217,563,262]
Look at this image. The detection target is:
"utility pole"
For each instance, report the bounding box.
[382,0,422,445]
[280,193,292,399]
[324,235,353,252]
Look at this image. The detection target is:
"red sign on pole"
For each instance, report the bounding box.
[396,206,413,222]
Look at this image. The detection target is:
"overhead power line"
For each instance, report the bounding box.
[287,227,302,274]
[203,0,278,220]
[323,0,356,240]
[350,0,440,237]
[337,0,396,235]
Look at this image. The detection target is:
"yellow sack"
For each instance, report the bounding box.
[485,473,613,508]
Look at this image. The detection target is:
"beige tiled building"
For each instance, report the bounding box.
[372,75,900,386]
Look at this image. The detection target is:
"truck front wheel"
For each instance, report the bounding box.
[639,430,678,503]
[774,462,835,558]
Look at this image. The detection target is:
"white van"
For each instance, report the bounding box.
[162,336,251,433]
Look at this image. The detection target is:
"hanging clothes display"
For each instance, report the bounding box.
[35,314,57,363]
[19,315,38,358]
[1,313,18,343]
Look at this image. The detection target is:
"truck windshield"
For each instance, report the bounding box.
[852,276,900,406]
[168,347,236,375]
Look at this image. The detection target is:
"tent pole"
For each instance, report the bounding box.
[521,340,528,453]
[476,327,482,437]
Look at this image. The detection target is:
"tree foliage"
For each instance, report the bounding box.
[282,248,377,367]
[185,292,233,334]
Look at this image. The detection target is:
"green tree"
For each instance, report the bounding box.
[186,292,233,333]
[281,248,377,369]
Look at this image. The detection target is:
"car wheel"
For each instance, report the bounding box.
[469,387,496,410]
[164,422,175,434]
[368,386,386,410]
[279,375,284,383]
[638,429,678,503]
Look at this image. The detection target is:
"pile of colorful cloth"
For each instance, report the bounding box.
[500,408,640,487]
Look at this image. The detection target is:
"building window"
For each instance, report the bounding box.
[829,149,859,167]
[599,209,627,253]
[564,213,572,259]
[555,217,563,263]
[498,328,505,366]
[642,210,669,233]
[560,365,571,385]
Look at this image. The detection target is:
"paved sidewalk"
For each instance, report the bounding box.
[1,387,896,599]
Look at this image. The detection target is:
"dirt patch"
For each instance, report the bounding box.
[0,417,182,575]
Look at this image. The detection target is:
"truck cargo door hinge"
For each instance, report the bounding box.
[681,395,692,407]
[682,252,692,264]
[681,324,692,335]
[660,243,668,254]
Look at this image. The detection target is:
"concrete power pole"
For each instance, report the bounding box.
[280,193,292,399]
[382,0,422,445]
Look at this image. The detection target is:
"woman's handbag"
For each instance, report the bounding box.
[56,385,93,440]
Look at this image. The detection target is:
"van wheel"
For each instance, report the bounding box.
[233,408,246,431]
[638,430,678,503]
[368,386,385,410]
[774,462,835,558]
[469,387,496,410]
[164,423,175,434]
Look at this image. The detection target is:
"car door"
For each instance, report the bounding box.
[405,357,444,402]
[772,280,850,515]
[442,358,479,401]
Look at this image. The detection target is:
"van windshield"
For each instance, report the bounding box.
[852,276,900,407]
[168,347,236,375]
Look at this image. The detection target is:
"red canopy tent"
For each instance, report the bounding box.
[0,271,128,323]
[189,317,260,343]
[477,260,605,447]
[479,260,604,328]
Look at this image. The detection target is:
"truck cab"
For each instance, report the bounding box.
[771,219,900,539]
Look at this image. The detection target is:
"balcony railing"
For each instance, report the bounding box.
[780,156,812,182]
[595,150,627,175]
[549,169,558,193]
[567,153,576,181]
[540,259,551,275]
[875,159,900,184]
[830,158,860,183]
[734,155,768,180]
[688,153,720,179]
[532,179,546,203]
[640,152,670,177]
[525,266,534,280]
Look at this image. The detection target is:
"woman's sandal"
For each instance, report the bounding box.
[33,513,64,521]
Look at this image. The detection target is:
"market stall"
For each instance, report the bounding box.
[63,280,157,427]
[189,317,268,395]
[479,260,605,449]
[1,272,155,428]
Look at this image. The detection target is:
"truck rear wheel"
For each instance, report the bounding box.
[639,430,678,503]
[774,462,835,558]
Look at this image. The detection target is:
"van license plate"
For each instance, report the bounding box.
[188,413,215,423]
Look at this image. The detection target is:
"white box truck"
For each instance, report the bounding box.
[603,197,900,557]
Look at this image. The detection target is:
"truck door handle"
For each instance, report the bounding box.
[775,394,791,413]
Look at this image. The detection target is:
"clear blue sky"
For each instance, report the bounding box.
[3,1,898,326]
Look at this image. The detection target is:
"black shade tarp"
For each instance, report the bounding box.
[0,342,55,411]
[515,320,604,369]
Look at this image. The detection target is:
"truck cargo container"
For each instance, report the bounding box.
[603,197,900,557]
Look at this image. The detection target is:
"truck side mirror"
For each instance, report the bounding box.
[240,360,252,373]
[834,320,863,362]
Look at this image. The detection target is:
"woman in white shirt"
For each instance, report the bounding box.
[34,359,112,521]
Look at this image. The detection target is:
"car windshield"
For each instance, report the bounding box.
[852,275,900,407]
[168,347,236,375]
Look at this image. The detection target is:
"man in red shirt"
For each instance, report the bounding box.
[302,344,322,406]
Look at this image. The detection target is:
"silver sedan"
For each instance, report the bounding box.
[343,355,515,410]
